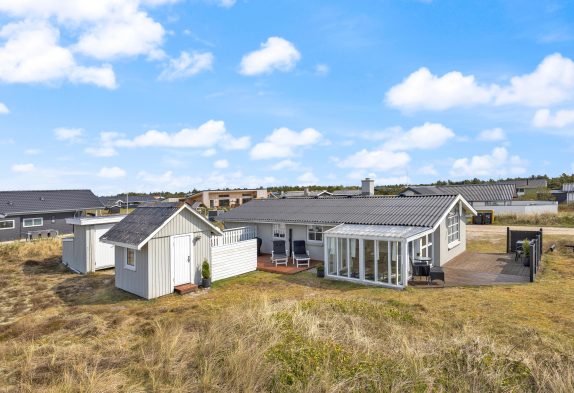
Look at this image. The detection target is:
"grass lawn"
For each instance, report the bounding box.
[0,235,573,392]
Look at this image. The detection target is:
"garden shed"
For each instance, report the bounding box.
[62,215,126,274]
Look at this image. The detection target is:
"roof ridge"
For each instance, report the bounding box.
[0,189,94,193]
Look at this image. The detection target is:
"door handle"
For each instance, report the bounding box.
[187,256,191,263]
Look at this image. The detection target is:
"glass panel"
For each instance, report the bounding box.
[350,239,360,279]
[377,241,389,283]
[364,240,375,281]
[126,250,135,267]
[327,237,336,275]
[338,238,348,276]
[390,241,400,285]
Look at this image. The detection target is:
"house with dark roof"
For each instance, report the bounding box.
[497,178,548,196]
[185,188,267,209]
[0,190,104,242]
[100,202,258,299]
[401,183,557,219]
[99,194,161,214]
[219,195,476,289]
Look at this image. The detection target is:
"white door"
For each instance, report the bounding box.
[94,224,115,269]
[171,234,192,286]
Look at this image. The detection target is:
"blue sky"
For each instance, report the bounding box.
[0,0,573,195]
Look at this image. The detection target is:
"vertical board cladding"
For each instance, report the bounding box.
[62,239,74,268]
[115,245,149,299]
[211,239,257,281]
[146,208,214,299]
[70,225,87,273]
[437,207,467,267]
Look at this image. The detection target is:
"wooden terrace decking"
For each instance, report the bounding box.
[410,251,530,288]
[257,254,322,275]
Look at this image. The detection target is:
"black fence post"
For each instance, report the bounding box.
[539,228,543,254]
[530,243,535,282]
[507,227,511,253]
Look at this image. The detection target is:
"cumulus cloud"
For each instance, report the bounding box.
[450,147,527,178]
[202,148,216,157]
[338,149,410,171]
[250,127,322,160]
[0,21,116,88]
[98,166,126,178]
[477,127,506,141]
[214,159,229,169]
[532,108,574,128]
[315,64,329,76]
[159,51,213,81]
[271,159,301,171]
[386,53,574,111]
[12,163,35,173]
[382,123,455,151]
[298,171,318,185]
[54,127,83,141]
[114,120,250,151]
[239,37,301,76]
[418,165,438,176]
[85,146,118,157]
[0,102,9,114]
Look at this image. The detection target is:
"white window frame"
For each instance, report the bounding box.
[124,248,136,271]
[272,223,286,239]
[446,205,460,248]
[0,220,15,230]
[307,225,325,244]
[23,217,43,228]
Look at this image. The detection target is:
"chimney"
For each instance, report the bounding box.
[361,178,374,196]
[304,187,309,197]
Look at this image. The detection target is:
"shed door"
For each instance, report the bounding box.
[94,224,115,269]
[171,234,192,286]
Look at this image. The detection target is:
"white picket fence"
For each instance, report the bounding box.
[210,226,257,247]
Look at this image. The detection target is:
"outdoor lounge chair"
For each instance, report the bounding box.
[410,256,430,283]
[292,240,311,268]
[271,240,289,266]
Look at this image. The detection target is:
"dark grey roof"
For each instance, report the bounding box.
[99,194,158,207]
[100,203,181,247]
[498,179,547,188]
[332,189,362,196]
[404,184,515,202]
[219,195,463,228]
[0,189,103,216]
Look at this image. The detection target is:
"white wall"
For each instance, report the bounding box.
[473,201,558,215]
[212,239,257,281]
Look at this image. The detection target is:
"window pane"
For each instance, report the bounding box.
[364,240,375,281]
[316,232,322,242]
[126,250,135,266]
[0,220,14,229]
[327,237,336,275]
[350,239,360,279]
[338,238,348,276]
[377,241,389,283]
[390,242,400,285]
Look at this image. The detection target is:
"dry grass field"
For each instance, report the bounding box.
[0,233,573,392]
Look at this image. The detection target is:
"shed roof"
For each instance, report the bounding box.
[0,189,103,217]
[100,202,222,249]
[403,184,515,202]
[219,195,474,229]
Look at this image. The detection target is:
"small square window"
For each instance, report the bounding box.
[125,249,136,271]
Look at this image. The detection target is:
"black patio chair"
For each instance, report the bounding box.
[271,240,288,266]
[410,256,431,283]
[292,240,310,268]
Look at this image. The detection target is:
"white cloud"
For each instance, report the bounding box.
[85,146,118,157]
[383,123,455,151]
[532,108,574,128]
[450,147,527,178]
[386,67,492,111]
[298,171,318,185]
[25,148,41,155]
[115,120,250,151]
[158,51,213,81]
[338,149,410,171]
[271,159,301,171]
[477,127,506,141]
[214,159,229,169]
[315,64,329,76]
[204,0,236,8]
[12,163,35,173]
[98,166,126,178]
[250,127,322,160]
[202,148,216,157]
[239,37,301,76]
[386,53,574,111]
[0,21,116,89]
[54,127,83,141]
[418,165,438,176]
[0,102,9,114]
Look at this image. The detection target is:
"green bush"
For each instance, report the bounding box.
[202,259,211,279]
[522,239,530,257]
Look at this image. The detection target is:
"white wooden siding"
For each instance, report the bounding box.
[115,245,149,299]
[212,239,257,281]
[211,226,256,247]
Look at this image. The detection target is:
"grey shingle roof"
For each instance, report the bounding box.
[498,179,547,188]
[0,189,103,216]
[404,184,515,202]
[100,203,180,247]
[99,194,158,207]
[219,195,461,228]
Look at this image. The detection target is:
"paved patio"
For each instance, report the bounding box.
[410,251,530,288]
[257,254,322,275]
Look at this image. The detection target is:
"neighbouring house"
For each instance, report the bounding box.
[186,188,268,209]
[219,194,476,289]
[0,189,104,242]
[269,178,375,199]
[62,215,126,273]
[99,194,161,214]
[401,183,558,220]
[497,178,548,197]
[551,183,574,204]
[100,202,257,299]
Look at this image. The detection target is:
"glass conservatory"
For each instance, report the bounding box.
[324,224,435,289]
